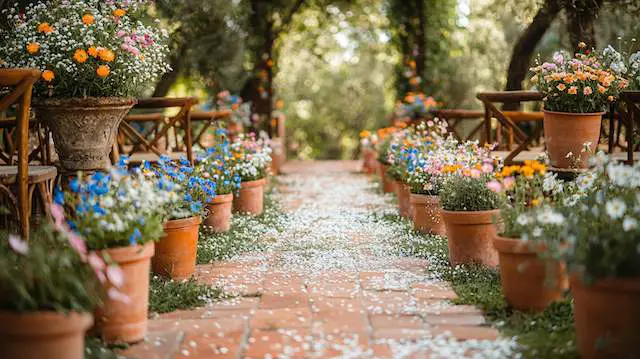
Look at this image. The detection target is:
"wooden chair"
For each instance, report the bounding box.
[190,109,231,148]
[0,68,57,238]
[115,97,199,165]
[430,109,485,142]
[611,91,640,164]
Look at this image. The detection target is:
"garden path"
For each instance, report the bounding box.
[124,161,517,358]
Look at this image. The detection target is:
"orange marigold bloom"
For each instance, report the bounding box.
[73,49,88,63]
[87,46,98,57]
[567,86,578,95]
[82,14,95,25]
[37,22,53,34]
[98,48,115,62]
[41,70,55,82]
[96,65,110,78]
[113,8,126,17]
[26,42,40,54]
[597,85,606,94]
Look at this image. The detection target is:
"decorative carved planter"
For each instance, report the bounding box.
[33,97,136,172]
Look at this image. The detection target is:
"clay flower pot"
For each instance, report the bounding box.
[441,209,499,268]
[95,242,155,344]
[378,163,394,193]
[493,236,568,312]
[234,178,266,215]
[0,311,93,359]
[152,216,201,280]
[571,276,640,359]
[33,97,136,172]
[543,111,603,169]
[270,138,285,175]
[204,193,233,232]
[396,182,412,218]
[410,193,444,235]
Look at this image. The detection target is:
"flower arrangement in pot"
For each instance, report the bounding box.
[216,90,251,137]
[375,126,399,194]
[0,219,124,359]
[487,160,570,312]
[0,0,170,172]
[230,133,272,215]
[197,130,242,232]
[148,156,216,280]
[530,43,628,169]
[57,163,174,343]
[520,153,640,359]
[386,127,416,218]
[438,143,503,268]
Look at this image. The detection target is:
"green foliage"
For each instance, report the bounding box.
[439,175,503,211]
[85,337,125,359]
[0,229,103,312]
[149,276,224,314]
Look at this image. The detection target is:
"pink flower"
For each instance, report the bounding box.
[481,163,494,174]
[470,169,481,178]
[50,203,67,232]
[88,252,106,272]
[487,181,502,193]
[583,86,593,95]
[107,288,130,303]
[8,234,28,255]
[68,233,87,258]
[503,176,516,189]
[106,265,125,288]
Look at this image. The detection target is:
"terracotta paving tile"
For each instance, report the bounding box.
[413,287,458,301]
[359,271,386,290]
[370,343,394,358]
[310,296,363,314]
[371,327,432,341]
[119,329,183,359]
[420,305,483,316]
[174,334,242,359]
[208,297,260,310]
[259,292,309,309]
[425,314,486,326]
[433,325,500,341]
[308,281,359,298]
[244,328,311,358]
[157,308,210,320]
[390,258,429,274]
[250,308,312,330]
[369,314,424,330]
[147,317,247,341]
[312,332,371,358]
[363,290,417,315]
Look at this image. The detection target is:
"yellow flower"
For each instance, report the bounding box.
[82,14,95,25]
[73,49,88,63]
[26,42,40,54]
[578,42,587,49]
[531,198,541,207]
[88,46,98,57]
[37,22,53,34]
[113,8,127,17]
[98,48,115,62]
[41,70,55,82]
[96,65,110,78]
[359,130,371,138]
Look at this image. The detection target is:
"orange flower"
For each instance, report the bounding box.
[275,99,285,109]
[597,85,606,94]
[266,59,274,68]
[26,42,40,54]
[359,130,371,138]
[567,86,578,95]
[98,48,115,62]
[113,8,126,17]
[556,83,566,91]
[576,71,586,81]
[82,14,95,25]
[96,65,110,78]
[608,95,614,102]
[87,46,98,57]
[73,49,88,63]
[37,22,53,34]
[41,70,55,82]
[405,95,415,104]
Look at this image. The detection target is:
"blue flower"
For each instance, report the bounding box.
[179,157,190,166]
[53,188,64,205]
[69,178,80,193]
[184,193,193,202]
[129,228,142,245]
[190,201,202,213]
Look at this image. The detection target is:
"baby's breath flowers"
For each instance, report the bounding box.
[0,0,171,98]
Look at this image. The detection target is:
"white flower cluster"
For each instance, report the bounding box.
[231,135,273,182]
[0,0,170,98]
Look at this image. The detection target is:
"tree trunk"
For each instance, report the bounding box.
[415,0,427,89]
[565,0,603,51]
[503,0,561,109]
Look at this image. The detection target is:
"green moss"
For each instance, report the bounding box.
[148,276,224,314]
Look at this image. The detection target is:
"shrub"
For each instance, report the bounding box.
[439,175,502,212]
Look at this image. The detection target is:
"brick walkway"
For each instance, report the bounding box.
[124,161,516,358]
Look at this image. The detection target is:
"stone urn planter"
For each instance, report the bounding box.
[409,193,444,235]
[493,236,568,312]
[152,217,201,280]
[234,178,266,215]
[396,181,412,218]
[33,97,136,172]
[441,209,499,268]
[0,311,93,359]
[571,276,640,359]
[543,111,603,169]
[204,193,233,232]
[95,242,154,344]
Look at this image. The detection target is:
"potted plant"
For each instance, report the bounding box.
[488,161,569,312]
[530,43,628,169]
[230,133,272,215]
[386,142,411,218]
[0,216,124,359]
[359,130,377,174]
[198,130,242,232]
[58,164,173,343]
[375,130,396,194]
[216,91,251,138]
[521,153,640,359]
[0,0,170,172]
[149,157,216,280]
[439,155,503,268]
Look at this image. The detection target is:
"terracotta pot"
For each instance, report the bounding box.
[441,209,500,268]
[33,97,136,172]
[270,138,285,175]
[410,193,445,235]
[379,163,394,194]
[95,242,154,344]
[152,216,201,280]
[493,236,568,312]
[233,178,266,215]
[543,111,603,169]
[397,182,412,218]
[362,148,374,174]
[572,276,640,359]
[0,311,93,359]
[204,193,233,232]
